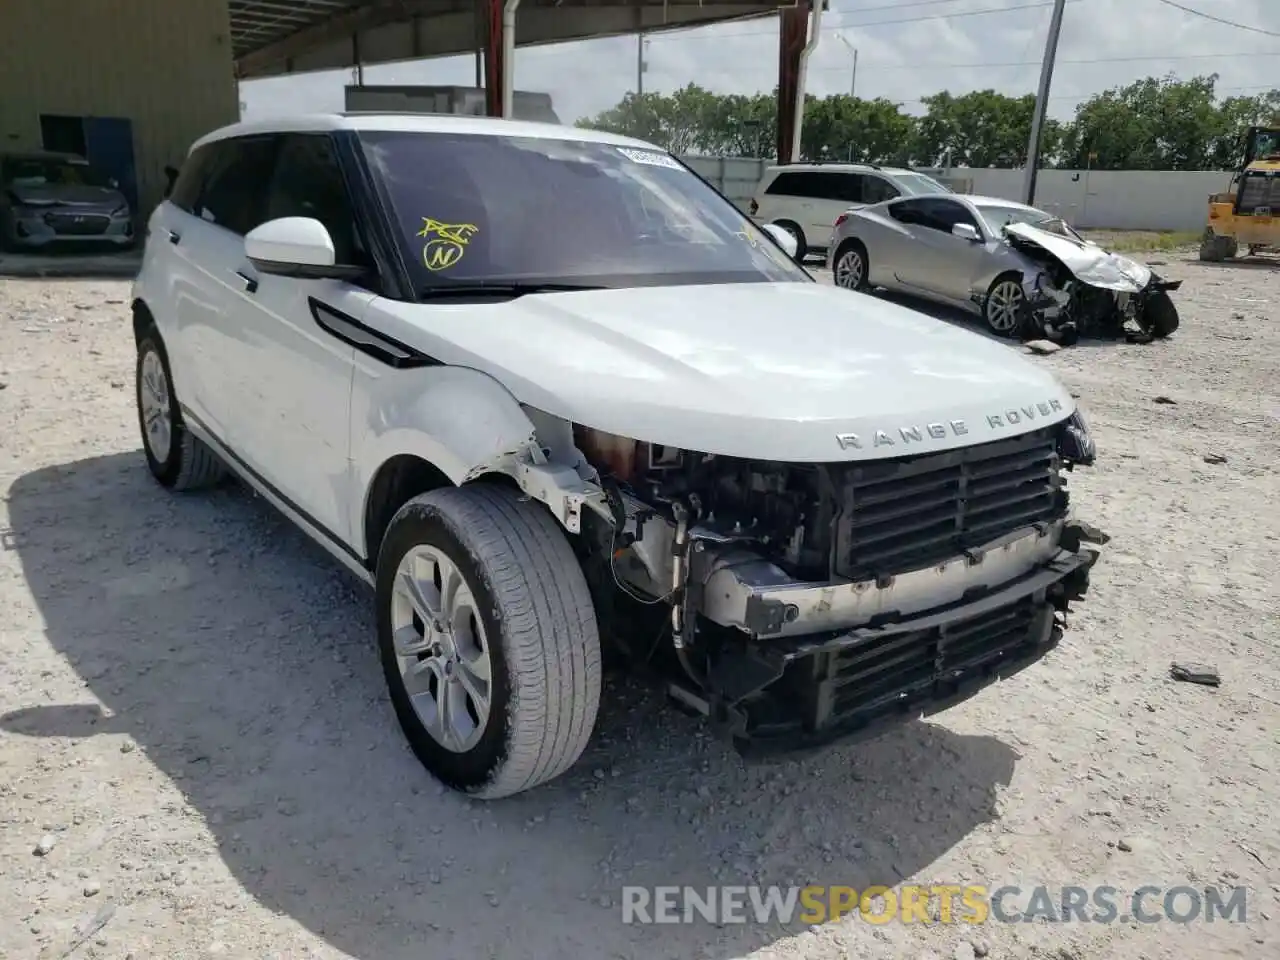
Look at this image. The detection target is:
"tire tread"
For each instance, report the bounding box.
[394,484,601,798]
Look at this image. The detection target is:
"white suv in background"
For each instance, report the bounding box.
[129,113,1103,799]
[750,162,953,259]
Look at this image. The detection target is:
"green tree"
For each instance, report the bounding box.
[802,95,917,164]
[577,75,1280,171]
[913,90,1058,168]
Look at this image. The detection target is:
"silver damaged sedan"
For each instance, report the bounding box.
[825,193,1182,344]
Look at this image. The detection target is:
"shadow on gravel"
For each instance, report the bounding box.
[3,453,1017,960]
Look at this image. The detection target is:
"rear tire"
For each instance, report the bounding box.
[135,325,226,491]
[375,484,602,799]
[772,220,807,261]
[833,240,870,291]
[1144,290,1180,339]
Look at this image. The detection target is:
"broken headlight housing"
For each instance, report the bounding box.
[1058,407,1096,467]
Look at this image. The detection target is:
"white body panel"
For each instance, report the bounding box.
[1004,222,1153,292]
[132,114,1079,568]
[364,281,1075,465]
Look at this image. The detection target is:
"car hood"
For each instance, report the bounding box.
[375,281,1076,462]
[1004,222,1151,292]
[7,183,125,208]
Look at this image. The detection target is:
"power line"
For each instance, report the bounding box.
[1151,0,1280,39]
[646,0,1077,44]
[890,82,1280,104]
[804,49,1280,75]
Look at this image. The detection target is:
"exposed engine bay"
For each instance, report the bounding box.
[568,417,1105,753]
[1000,220,1183,345]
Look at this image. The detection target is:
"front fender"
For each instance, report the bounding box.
[351,365,538,540]
[350,365,606,550]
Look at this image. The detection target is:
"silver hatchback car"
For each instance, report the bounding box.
[826,193,1062,336]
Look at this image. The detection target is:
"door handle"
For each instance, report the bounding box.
[167,229,180,244]
[234,269,259,294]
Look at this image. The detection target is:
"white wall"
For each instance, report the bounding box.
[679,155,1234,233]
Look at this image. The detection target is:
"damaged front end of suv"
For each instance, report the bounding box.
[1002,220,1183,345]
[564,410,1106,757]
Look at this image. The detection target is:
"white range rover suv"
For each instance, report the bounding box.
[130,113,1105,799]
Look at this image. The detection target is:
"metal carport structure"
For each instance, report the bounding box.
[229,0,822,162]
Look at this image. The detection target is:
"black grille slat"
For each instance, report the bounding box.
[834,427,1064,580]
[825,595,1044,726]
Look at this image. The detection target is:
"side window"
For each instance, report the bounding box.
[863,176,900,204]
[888,199,924,225]
[808,172,862,202]
[918,199,980,234]
[765,172,813,198]
[168,145,214,213]
[264,133,368,268]
[194,136,276,236]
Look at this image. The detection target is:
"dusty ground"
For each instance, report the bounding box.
[1,254,1277,960]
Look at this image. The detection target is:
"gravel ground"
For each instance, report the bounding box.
[1,254,1277,960]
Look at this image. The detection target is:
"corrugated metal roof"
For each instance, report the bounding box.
[231,1,797,69]
[229,0,366,59]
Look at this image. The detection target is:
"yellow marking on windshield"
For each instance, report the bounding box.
[417,218,478,272]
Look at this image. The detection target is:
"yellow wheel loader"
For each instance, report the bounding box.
[1200,125,1280,262]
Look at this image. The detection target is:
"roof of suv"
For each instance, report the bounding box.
[762,162,920,176]
[190,112,660,154]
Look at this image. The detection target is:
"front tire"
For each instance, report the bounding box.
[376,484,602,799]
[135,326,226,491]
[984,274,1026,338]
[1144,290,1180,338]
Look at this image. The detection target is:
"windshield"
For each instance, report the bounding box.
[894,173,951,195]
[977,204,1053,231]
[979,205,1086,242]
[359,131,810,290]
[1,157,109,188]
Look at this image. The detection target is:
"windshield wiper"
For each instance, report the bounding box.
[418,281,604,300]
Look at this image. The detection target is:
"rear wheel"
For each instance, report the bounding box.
[833,240,869,291]
[135,325,226,491]
[984,275,1025,338]
[375,484,602,799]
[772,220,807,261]
[1143,290,1180,338]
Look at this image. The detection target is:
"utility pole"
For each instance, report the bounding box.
[637,32,647,95]
[1021,0,1066,206]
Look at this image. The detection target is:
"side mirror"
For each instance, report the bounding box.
[760,222,800,261]
[108,177,120,189]
[245,217,364,281]
[951,222,981,242]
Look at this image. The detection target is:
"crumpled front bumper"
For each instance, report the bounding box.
[697,523,1102,758]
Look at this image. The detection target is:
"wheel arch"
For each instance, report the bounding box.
[353,369,603,567]
[131,298,155,343]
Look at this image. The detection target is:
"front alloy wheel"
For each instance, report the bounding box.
[391,545,493,754]
[376,484,602,799]
[985,278,1025,337]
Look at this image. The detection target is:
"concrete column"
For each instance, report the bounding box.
[776,0,810,163]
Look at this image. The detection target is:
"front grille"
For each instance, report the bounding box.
[827,593,1045,723]
[45,212,110,236]
[832,426,1062,580]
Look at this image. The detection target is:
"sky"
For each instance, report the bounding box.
[239,0,1280,126]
